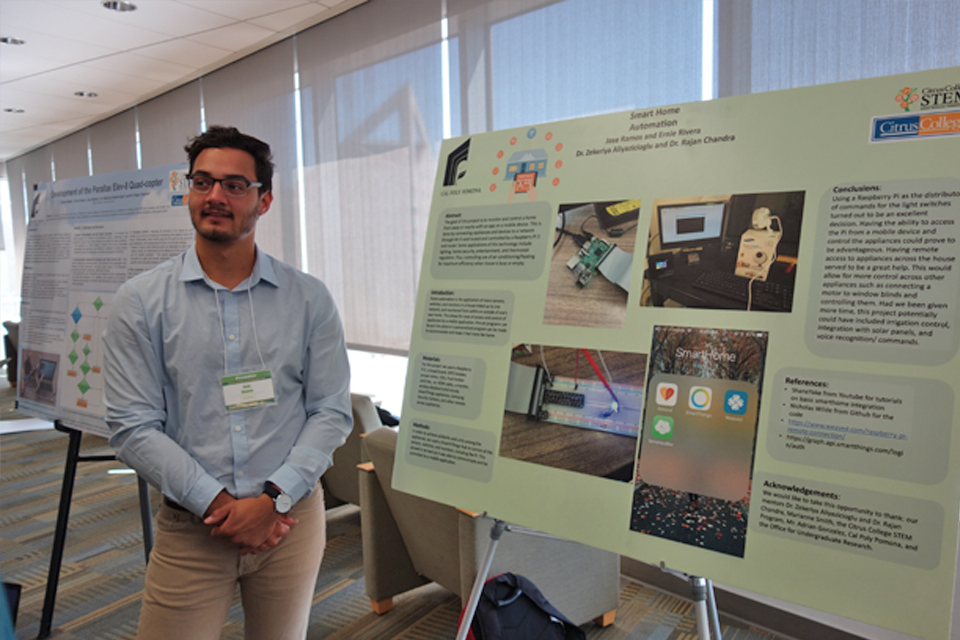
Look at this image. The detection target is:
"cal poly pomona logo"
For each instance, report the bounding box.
[895,87,920,111]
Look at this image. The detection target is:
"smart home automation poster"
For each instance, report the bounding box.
[394,68,960,640]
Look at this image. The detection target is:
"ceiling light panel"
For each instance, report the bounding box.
[133,38,231,68]
[248,4,332,32]
[83,52,192,84]
[184,21,275,51]
[10,1,171,50]
[0,29,119,82]
[177,0,309,23]
[8,65,142,101]
[69,62,170,95]
[2,89,105,119]
[99,1,238,36]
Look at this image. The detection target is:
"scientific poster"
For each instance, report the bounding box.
[17,165,194,435]
[393,68,960,639]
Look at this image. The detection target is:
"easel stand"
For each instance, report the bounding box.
[38,421,154,639]
[454,518,725,640]
[454,518,606,640]
[456,520,507,640]
[660,562,723,640]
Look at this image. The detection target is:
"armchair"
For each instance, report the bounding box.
[321,393,383,507]
[358,426,619,627]
[2,321,18,384]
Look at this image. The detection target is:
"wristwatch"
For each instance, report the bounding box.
[263,482,293,514]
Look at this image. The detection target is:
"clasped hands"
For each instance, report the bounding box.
[203,490,297,555]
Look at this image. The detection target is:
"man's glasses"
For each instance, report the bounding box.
[187,173,262,198]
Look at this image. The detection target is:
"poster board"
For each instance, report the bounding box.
[393,68,960,639]
[16,165,194,436]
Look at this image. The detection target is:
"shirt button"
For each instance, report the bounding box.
[234,426,241,432]
[238,471,244,478]
[229,334,236,340]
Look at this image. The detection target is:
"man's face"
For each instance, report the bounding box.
[188,147,272,245]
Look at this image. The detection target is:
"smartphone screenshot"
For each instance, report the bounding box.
[629,325,768,557]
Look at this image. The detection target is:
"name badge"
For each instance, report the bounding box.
[222,370,276,411]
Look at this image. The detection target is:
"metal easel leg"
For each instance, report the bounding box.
[660,563,722,640]
[706,578,722,640]
[689,576,713,640]
[455,520,507,640]
[38,424,149,638]
[38,424,81,639]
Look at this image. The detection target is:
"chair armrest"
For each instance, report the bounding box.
[358,464,429,603]
[358,432,370,464]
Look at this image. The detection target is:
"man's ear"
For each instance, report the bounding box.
[258,191,274,217]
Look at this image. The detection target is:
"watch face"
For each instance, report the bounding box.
[275,493,293,514]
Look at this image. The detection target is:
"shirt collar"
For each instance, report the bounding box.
[180,244,279,291]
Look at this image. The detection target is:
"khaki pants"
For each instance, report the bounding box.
[137,487,326,640]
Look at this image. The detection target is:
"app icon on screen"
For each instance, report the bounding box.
[724,390,749,415]
[651,415,674,439]
[688,386,712,410]
[656,382,679,406]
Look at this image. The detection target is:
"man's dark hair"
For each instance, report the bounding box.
[184,126,274,193]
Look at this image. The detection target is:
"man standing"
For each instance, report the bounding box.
[104,126,352,639]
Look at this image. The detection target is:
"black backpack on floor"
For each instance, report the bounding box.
[463,573,586,640]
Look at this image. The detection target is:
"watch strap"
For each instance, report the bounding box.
[263,482,281,500]
[263,482,292,513]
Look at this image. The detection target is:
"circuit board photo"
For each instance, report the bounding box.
[566,236,614,287]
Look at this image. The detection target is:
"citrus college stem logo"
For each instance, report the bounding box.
[169,170,189,206]
[895,87,920,112]
[871,110,960,142]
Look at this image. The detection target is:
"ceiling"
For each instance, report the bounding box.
[0,0,367,162]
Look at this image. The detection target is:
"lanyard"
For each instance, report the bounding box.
[213,284,276,411]
[212,285,267,375]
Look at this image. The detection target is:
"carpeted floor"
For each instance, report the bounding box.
[0,428,791,639]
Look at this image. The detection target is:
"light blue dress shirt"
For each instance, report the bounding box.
[104,245,353,516]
